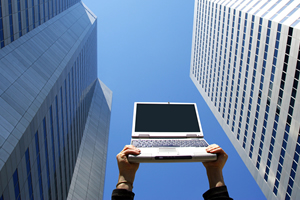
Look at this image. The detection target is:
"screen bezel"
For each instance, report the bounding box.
[131,102,203,138]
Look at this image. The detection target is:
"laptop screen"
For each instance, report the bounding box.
[135,104,201,132]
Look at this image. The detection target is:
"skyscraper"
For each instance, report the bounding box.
[190,0,300,199]
[0,1,112,200]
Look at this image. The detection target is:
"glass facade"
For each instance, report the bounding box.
[0,0,80,49]
[0,1,111,200]
[190,0,300,199]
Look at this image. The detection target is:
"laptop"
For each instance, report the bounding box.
[128,102,217,163]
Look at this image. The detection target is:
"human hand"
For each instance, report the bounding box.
[202,144,228,170]
[116,145,141,191]
[202,144,228,188]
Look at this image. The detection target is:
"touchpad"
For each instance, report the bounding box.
[159,148,177,152]
[159,148,178,155]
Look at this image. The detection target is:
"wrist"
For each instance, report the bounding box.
[116,181,133,191]
[117,174,135,191]
[206,168,225,189]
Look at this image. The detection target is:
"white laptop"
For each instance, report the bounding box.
[128,102,217,163]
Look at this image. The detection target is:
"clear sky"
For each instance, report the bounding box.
[82,0,266,199]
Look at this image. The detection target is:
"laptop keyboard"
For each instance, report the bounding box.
[131,139,208,148]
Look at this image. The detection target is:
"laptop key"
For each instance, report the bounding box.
[132,139,208,148]
[162,144,181,147]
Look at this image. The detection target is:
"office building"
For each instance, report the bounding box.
[0,1,112,200]
[190,0,300,199]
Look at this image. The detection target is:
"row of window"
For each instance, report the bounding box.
[204,1,214,96]
[282,46,300,200]
[191,0,202,79]
[212,4,222,108]
[38,56,89,199]
[221,8,231,121]
[233,11,244,133]
[192,2,300,198]
[251,0,300,27]
[237,13,251,141]
[286,127,300,200]
[246,0,261,13]
[0,0,80,48]
[242,16,260,149]
[248,19,272,158]
[0,38,95,199]
[217,4,226,114]
[194,5,275,144]
[280,3,300,24]
[203,2,213,92]
[209,2,219,101]
[225,9,236,126]
[253,0,271,15]
[261,0,282,18]
[270,0,294,21]
[263,26,290,191]
[255,23,282,170]
[192,3,251,150]
[228,10,240,130]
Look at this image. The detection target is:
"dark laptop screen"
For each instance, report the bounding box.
[135,104,200,132]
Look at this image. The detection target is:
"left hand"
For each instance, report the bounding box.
[116,145,141,190]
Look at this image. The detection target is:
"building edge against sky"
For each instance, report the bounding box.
[0,1,112,200]
[190,0,300,200]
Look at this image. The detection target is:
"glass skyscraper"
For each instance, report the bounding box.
[0,1,112,200]
[190,0,300,199]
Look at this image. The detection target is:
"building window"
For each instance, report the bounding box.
[49,105,58,198]
[0,0,4,48]
[37,0,41,25]
[13,169,21,200]
[43,118,52,199]
[42,0,46,22]
[17,0,22,37]
[35,132,44,200]
[48,0,50,20]
[25,0,29,32]
[8,0,14,42]
[25,149,34,200]
[32,0,35,28]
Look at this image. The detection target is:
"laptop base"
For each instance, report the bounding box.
[128,150,217,163]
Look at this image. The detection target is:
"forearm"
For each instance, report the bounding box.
[206,168,225,189]
[116,173,136,191]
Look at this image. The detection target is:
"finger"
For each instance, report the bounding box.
[206,144,219,152]
[211,148,228,160]
[209,146,222,153]
[207,144,218,149]
[122,145,140,152]
[206,145,227,156]
[123,148,141,156]
[210,148,224,155]
[122,145,134,151]
[117,148,140,160]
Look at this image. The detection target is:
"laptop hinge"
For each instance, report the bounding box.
[186,134,198,138]
[138,134,150,138]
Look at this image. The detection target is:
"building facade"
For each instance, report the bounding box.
[190,0,300,199]
[0,1,112,200]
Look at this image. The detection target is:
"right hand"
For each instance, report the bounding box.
[202,144,228,188]
[202,144,228,170]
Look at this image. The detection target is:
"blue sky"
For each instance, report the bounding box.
[83,0,266,199]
